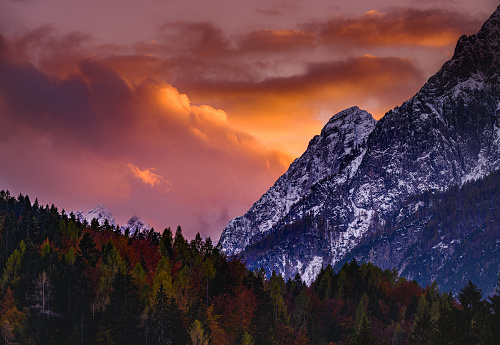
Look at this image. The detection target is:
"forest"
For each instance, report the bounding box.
[0,190,499,344]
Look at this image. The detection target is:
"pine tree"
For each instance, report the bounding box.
[151,286,187,345]
[457,280,489,343]
[0,287,25,344]
[160,227,174,258]
[435,293,459,345]
[151,286,170,345]
[489,277,500,343]
[410,294,436,344]
[104,271,142,345]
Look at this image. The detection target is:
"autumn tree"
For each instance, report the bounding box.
[189,319,209,345]
[0,288,25,344]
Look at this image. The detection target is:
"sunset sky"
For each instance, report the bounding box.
[0,0,497,240]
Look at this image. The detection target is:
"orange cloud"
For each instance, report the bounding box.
[179,55,425,126]
[127,163,168,188]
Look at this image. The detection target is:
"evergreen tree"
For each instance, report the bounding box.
[78,232,99,268]
[489,277,500,343]
[151,286,187,345]
[103,271,142,345]
[435,293,459,345]
[0,287,25,344]
[151,286,170,345]
[457,280,490,344]
[160,227,174,258]
[351,314,375,345]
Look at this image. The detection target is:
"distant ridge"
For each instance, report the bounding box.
[75,205,151,235]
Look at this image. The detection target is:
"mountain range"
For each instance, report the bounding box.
[74,204,152,235]
[219,5,500,293]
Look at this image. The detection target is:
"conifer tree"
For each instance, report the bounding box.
[457,280,490,344]
[160,227,174,258]
[103,271,142,344]
[151,285,187,345]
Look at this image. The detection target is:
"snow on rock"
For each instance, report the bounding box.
[301,256,324,286]
[219,106,376,256]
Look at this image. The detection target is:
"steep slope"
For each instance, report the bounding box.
[345,170,500,295]
[220,6,500,286]
[219,106,376,256]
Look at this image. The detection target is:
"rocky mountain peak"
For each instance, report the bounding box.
[422,6,500,100]
[219,6,500,289]
[219,106,376,256]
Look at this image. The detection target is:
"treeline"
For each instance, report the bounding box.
[0,191,499,344]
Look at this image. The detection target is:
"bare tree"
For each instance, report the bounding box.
[30,272,60,318]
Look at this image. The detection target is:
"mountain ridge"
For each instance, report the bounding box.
[219,5,500,289]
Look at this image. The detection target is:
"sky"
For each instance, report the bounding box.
[0,0,497,241]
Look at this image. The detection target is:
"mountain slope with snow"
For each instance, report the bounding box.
[219,106,376,256]
[219,5,500,288]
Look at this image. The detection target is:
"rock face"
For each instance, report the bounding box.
[219,6,500,288]
[346,170,500,296]
[219,106,377,256]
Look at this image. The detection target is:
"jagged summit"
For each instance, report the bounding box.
[421,5,500,100]
[320,106,376,153]
[219,6,500,288]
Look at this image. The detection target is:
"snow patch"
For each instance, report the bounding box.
[302,256,324,286]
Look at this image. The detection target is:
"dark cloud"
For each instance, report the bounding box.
[174,55,425,120]
[158,21,232,58]
[238,29,316,53]
[306,7,483,47]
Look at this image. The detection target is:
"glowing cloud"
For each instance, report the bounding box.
[127,163,168,188]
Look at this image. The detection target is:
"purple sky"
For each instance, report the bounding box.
[0,0,497,240]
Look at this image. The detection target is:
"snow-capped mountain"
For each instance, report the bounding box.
[75,204,117,228]
[74,205,151,235]
[120,215,152,235]
[219,5,500,288]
